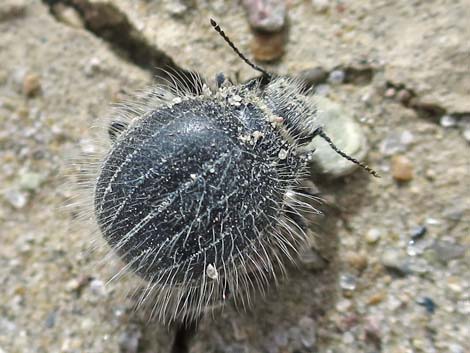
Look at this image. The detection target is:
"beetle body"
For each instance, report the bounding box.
[93,77,318,322]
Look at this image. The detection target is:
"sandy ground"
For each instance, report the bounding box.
[0,0,469,352]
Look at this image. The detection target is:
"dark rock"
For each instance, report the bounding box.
[410,225,427,241]
[417,296,437,314]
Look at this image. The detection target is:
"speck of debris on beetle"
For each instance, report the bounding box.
[278,148,288,160]
[228,94,242,106]
[269,115,284,124]
[252,131,264,142]
[206,264,219,281]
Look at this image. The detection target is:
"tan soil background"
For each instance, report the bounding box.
[0,0,469,352]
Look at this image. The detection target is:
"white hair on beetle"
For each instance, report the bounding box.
[67,68,325,325]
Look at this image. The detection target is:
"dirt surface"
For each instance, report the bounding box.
[0,1,469,353]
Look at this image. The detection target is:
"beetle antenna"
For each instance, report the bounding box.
[312,127,380,178]
[210,18,272,79]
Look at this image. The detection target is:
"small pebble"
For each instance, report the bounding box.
[45,311,57,328]
[380,131,414,155]
[166,1,189,17]
[396,89,412,104]
[440,115,457,128]
[89,279,106,296]
[81,318,94,331]
[65,275,90,292]
[367,292,386,305]
[384,87,396,98]
[462,129,470,142]
[391,155,413,182]
[327,70,345,85]
[3,189,28,209]
[381,249,410,276]
[243,0,286,32]
[250,31,285,62]
[425,217,440,225]
[307,96,368,177]
[336,299,352,312]
[417,297,437,314]
[19,171,43,191]
[400,130,414,145]
[410,225,427,241]
[365,228,382,244]
[344,252,368,272]
[339,273,357,291]
[22,73,41,97]
[84,57,102,77]
[65,279,81,292]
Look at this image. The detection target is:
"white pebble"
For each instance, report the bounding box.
[328,70,345,85]
[365,228,382,243]
[440,115,457,127]
[462,129,470,142]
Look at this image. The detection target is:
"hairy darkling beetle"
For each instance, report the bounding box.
[88,18,378,353]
